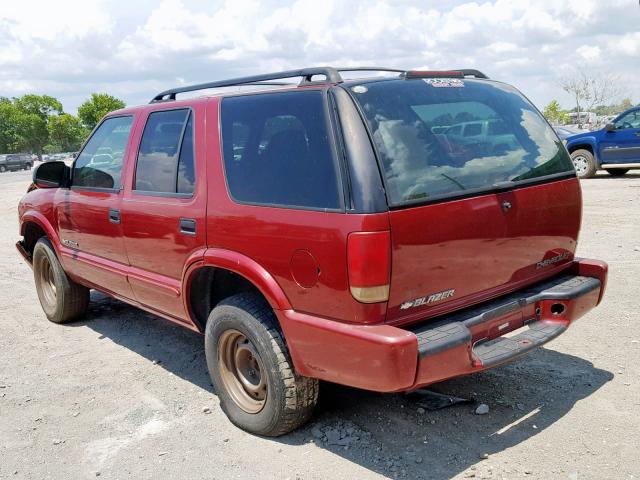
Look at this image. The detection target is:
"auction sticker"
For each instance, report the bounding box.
[423,78,464,88]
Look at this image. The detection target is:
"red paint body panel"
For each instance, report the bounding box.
[276,308,417,392]
[387,178,581,324]
[119,101,208,321]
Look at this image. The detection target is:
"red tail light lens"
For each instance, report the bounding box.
[347,231,390,303]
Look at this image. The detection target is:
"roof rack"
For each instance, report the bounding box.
[150,66,489,103]
[456,69,489,79]
[150,67,342,103]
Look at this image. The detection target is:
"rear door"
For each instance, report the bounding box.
[346,77,579,323]
[56,115,136,299]
[599,109,640,164]
[120,104,206,321]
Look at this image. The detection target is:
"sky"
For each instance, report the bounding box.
[1,0,639,114]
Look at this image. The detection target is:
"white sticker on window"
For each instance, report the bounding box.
[423,78,464,88]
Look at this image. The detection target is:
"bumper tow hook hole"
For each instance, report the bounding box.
[550,303,566,315]
[535,307,541,316]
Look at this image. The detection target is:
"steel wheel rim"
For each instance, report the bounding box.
[37,254,57,308]
[572,155,588,176]
[218,329,267,413]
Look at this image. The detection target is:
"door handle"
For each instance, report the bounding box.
[109,208,121,224]
[179,217,196,235]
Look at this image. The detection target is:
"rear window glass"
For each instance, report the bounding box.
[348,79,574,205]
[220,91,341,210]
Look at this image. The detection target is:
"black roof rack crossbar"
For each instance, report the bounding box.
[337,67,406,75]
[150,67,343,103]
[455,69,489,79]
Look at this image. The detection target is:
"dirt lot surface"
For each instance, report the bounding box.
[1,169,639,480]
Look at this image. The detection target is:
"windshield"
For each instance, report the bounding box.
[347,78,574,205]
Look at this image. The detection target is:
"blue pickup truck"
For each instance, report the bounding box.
[565,106,640,178]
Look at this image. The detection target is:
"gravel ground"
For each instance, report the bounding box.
[0,169,638,480]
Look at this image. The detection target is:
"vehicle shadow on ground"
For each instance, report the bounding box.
[81,292,613,480]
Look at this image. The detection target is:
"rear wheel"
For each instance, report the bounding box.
[205,293,318,436]
[33,238,89,323]
[607,168,629,177]
[570,149,597,179]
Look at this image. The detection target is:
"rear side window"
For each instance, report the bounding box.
[348,79,574,206]
[135,109,195,195]
[73,116,133,190]
[220,91,341,210]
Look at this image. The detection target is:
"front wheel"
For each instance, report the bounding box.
[607,168,629,177]
[32,238,89,323]
[0,165,6,173]
[24,163,32,170]
[205,293,318,436]
[570,149,597,179]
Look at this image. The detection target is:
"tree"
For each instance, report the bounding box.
[47,113,87,152]
[543,100,570,125]
[619,98,633,111]
[14,94,62,120]
[0,99,20,153]
[77,93,126,130]
[561,71,622,126]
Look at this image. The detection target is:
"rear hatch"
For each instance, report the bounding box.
[346,76,580,323]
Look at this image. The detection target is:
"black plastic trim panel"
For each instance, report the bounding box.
[411,275,600,358]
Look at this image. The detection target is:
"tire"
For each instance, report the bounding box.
[205,293,318,436]
[24,163,32,170]
[32,237,90,324]
[0,165,5,173]
[607,168,629,177]
[570,149,597,179]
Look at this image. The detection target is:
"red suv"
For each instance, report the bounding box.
[17,67,608,436]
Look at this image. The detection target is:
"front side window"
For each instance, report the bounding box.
[73,116,133,189]
[135,109,195,195]
[348,79,574,205]
[221,90,341,210]
[614,110,640,130]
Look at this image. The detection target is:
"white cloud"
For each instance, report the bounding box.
[1,0,639,112]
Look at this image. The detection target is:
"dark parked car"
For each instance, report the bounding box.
[17,67,607,436]
[0,153,33,172]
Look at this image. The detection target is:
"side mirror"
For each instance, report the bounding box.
[604,123,616,132]
[32,161,70,188]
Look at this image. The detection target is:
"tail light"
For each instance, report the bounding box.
[347,231,390,303]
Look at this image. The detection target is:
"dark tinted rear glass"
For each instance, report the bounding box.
[221,91,341,210]
[348,79,574,205]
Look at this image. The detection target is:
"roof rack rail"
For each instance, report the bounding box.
[455,69,489,79]
[337,67,406,75]
[150,67,342,103]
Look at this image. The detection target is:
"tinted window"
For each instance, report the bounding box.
[614,110,640,129]
[463,123,482,136]
[221,91,341,210]
[348,79,574,205]
[73,116,133,189]
[135,109,195,194]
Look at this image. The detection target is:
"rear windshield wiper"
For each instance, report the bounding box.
[440,173,466,191]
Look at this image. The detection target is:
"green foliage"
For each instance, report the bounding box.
[77,93,126,130]
[0,92,121,156]
[47,113,87,152]
[543,100,570,125]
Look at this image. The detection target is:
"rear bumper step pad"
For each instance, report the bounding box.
[411,275,601,367]
[472,321,565,367]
